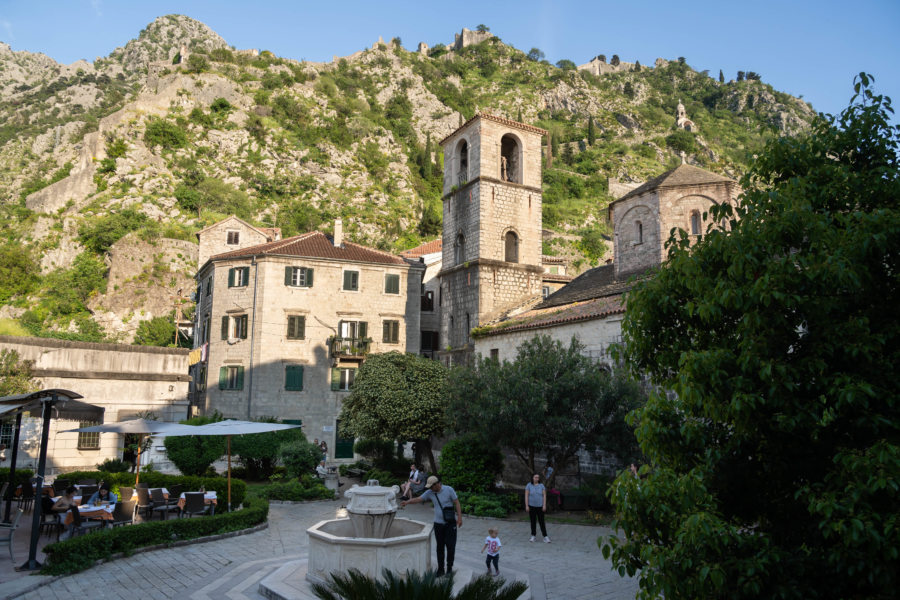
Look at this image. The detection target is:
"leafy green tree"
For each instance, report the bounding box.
[718,69,724,83]
[439,433,503,492]
[526,48,545,62]
[665,129,696,154]
[144,117,187,149]
[476,24,490,33]
[737,70,745,81]
[231,417,306,480]
[555,59,576,71]
[185,53,209,73]
[0,349,38,396]
[163,414,225,476]
[77,207,150,254]
[633,60,641,72]
[623,81,635,100]
[0,243,39,303]
[279,438,323,479]
[312,568,527,600]
[611,54,620,66]
[339,352,449,473]
[603,74,900,599]
[587,116,596,146]
[597,54,606,63]
[746,71,761,81]
[133,316,176,347]
[449,335,646,488]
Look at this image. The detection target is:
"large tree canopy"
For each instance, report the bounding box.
[603,74,900,599]
[449,335,646,487]
[339,351,448,473]
[0,349,38,397]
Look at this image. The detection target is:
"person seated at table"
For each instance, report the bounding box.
[316,460,328,478]
[52,486,79,513]
[87,484,117,506]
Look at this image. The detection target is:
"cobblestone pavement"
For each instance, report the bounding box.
[2,499,639,600]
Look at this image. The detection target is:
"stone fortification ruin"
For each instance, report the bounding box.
[453,27,493,50]
[578,55,635,76]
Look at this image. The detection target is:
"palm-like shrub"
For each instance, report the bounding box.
[311,569,527,600]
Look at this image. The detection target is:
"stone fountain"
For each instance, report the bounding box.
[304,480,432,586]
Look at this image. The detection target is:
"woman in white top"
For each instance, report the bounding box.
[525,473,550,543]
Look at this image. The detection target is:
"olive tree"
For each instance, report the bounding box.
[339,352,449,473]
[603,74,900,599]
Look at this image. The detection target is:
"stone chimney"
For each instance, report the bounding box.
[334,219,343,247]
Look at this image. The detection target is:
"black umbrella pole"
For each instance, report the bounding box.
[21,396,53,570]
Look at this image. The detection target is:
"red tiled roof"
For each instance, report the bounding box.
[542,272,573,283]
[209,231,407,265]
[474,295,625,338]
[612,164,734,204]
[400,238,442,258]
[541,255,566,264]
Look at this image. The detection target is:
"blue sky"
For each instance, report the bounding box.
[1,0,898,120]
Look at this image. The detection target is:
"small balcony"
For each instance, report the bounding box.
[330,336,372,359]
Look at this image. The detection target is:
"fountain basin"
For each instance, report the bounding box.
[305,517,432,585]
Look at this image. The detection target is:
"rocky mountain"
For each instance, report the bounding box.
[0,15,815,344]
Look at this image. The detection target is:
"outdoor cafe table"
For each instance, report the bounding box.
[176,491,217,511]
[62,503,115,525]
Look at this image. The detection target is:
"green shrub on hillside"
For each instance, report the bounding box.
[144,117,187,149]
[77,207,151,254]
[0,243,40,303]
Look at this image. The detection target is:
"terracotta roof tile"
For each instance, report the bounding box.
[474,296,625,338]
[400,238,442,258]
[441,112,548,146]
[542,272,573,283]
[210,231,407,265]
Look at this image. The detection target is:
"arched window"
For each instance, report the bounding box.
[457,140,468,186]
[690,210,701,235]
[455,233,466,265]
[504,231,519,262]
[500,134,521,183]
[636,221,643,244]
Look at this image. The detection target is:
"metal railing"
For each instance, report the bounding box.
[330,337,372,358]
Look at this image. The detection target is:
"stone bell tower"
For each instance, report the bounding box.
[437,113,547,364]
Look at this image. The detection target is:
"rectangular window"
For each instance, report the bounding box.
[331,367,356,391]
[0,421,13,448]
[542,286,550,298]
[490,348,500,362]
[228,267,250,288]
[421,290,434,312]
[226,230,240,245]
[205,277,212,295]
[421,331,439,352]
[202,313,210,343]
[284,365,304,391]
[343,270,359,291]
[384,273,400,294]
[382,320,400,344]
[234,314,248,339]
[219,366,244,390]
[339,320,367,340]
[77,422,100,450]
[284,266,314,288]
[287,315,306,340]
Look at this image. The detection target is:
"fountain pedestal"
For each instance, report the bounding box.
[304,481,432,585]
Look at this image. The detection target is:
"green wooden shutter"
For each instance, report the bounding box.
[331,368,341,391]
[235,366,244,390]
[241,267,250,285]
[359,321,368,339]
[286,317,293,338]
[285,266,292,286]
[306,268,314,287]
[285,365,304,391]
[383,321,390,343]
[228,268,235,287]
[221,316,229,339]
[298,316,305,340]
[239,315,248,339]
[219,366,227,390]
[343,271,351,290]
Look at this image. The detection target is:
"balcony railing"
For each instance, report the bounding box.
[330,336,372,358]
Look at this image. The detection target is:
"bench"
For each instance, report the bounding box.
[346,468,366,480]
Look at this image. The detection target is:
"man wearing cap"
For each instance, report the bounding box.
[402,475,462,576]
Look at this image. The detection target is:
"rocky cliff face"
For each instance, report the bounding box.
[0,14,816,344]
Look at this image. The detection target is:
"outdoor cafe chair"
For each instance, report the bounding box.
[180,492,210,518]
[111,500,135,527]
[135,487,153,521]
[118,486,134,502]
[52,479,71,495]
[79,485,98,501]
[166,484,184,509]
[39,496,63,539]
[0,508,24,560]
[135,482,150,489]
[16,480,35,513]
[150,488,177,520]
[69,506,103,537]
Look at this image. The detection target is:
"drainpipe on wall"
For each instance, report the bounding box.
[246,255,260,420]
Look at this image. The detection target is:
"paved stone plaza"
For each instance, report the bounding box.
[1,498,639,600]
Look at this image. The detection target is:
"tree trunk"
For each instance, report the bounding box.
[418,438,439,475]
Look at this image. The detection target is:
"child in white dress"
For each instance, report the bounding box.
[481,527,502,576]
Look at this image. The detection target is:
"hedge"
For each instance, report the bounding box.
[61,471,247,509]
[41,494,269,575]
[457,491,520,518]
[255,478,334,502]
[0,468,34,495]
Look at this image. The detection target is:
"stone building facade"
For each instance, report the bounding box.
[608,164,739,278]
[0,335,189,475]
[191,220,423,460]
[195,215,281,269]
[438,113,547,364]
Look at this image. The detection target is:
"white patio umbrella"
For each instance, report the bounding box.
[184,420,303,510]
[62,418,198,485]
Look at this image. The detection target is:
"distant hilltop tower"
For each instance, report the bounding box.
[438,113,547,365]
[676,99,697,132]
